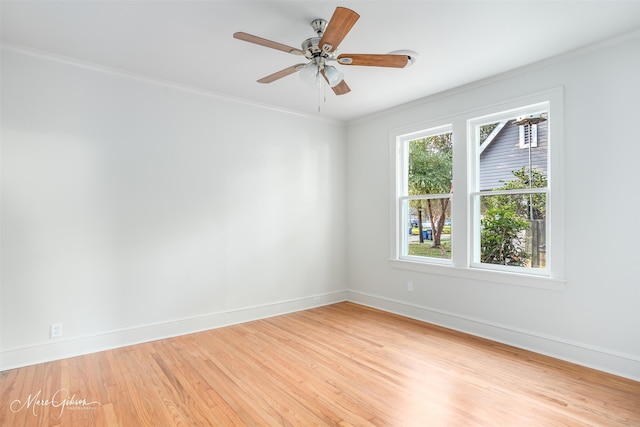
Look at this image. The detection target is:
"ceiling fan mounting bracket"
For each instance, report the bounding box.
[311,18,327,37]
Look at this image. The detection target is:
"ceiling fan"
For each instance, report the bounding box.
[233,6,415,95]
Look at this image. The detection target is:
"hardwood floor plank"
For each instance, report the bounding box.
[103,349,143,426]
[202,326,340,425]
[2,302,639,426]
[226,321,381,426]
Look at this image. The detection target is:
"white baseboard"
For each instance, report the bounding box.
[4,289,639,381]
[0,291,348,371]
[347,290,640,381]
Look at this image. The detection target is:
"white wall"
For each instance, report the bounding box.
[0,47,348,369]
[346,33,640,380]
[3,33,639,381]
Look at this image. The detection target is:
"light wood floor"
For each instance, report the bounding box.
[1,302,639,426]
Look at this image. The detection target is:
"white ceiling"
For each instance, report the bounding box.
[2,1,640,122]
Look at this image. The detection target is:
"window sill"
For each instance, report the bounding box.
[388,259,566,291]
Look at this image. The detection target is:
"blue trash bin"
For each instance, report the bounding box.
[422,229,433,240]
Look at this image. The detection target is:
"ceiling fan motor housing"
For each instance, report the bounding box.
[301,37,323,58]
[301,34,334,70]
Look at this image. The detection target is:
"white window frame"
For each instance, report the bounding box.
[396,124,453,265]
[469,103,549,276]
[389,88,565,291]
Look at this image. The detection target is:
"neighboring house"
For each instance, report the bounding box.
[479,118,548,191]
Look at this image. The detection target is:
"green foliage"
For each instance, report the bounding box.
[480,166,547,266]
[480,206,530,266]
[483,167,547,219]
[407,133,452,248]
[408,134,452,196]
[479,123,499,145]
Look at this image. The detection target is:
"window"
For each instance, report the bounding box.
[397,126,453,263]
[390,89,565,289]
[471,107,549,273]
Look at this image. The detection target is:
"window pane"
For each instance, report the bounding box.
[404,197,452,260]
[479,113,548,192]
[402,129,453,261]
[408,132,452,196]
[479,193,547,269]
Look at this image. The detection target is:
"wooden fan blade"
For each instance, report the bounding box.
[331,79,351,96]
[321,70,351,95]
[233,32,304,55]
[337,54,409,68]
[257,64,306,83]
[318,7,359,53]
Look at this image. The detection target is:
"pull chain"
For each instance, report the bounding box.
[316,72,328,113]
[317,73,323,112]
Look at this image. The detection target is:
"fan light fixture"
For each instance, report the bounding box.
[323,65,344,87]
[299,62,319,84]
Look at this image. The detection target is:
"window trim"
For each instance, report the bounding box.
[389,87,565,290]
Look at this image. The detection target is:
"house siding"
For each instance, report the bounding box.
[479,120,548,190]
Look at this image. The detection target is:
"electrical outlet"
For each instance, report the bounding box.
[407,281,414,292]
[50,323,63,338]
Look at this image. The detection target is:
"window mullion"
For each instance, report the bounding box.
[451,120,469,268]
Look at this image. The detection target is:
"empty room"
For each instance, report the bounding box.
[1,1,639,425]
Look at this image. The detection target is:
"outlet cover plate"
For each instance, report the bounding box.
[50,323,62,338]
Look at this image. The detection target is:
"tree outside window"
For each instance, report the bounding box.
[405,130,452,259]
